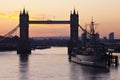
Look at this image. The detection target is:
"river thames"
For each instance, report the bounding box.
[0,47,120,80]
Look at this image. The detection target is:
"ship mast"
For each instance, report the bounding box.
[90,16,95,35]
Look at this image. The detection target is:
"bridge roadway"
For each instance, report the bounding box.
[29,20,70,24]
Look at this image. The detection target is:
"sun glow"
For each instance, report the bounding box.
[0,14,18,19]
[0,13,37,20]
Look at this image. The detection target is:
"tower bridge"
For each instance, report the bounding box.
[17,8,79,55]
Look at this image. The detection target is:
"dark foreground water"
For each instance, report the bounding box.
[0,47,120,80]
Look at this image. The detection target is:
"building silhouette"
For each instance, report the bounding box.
[109,32,114,40]
[17,8,31,54]
[70,9,79,47]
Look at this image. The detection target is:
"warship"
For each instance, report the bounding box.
[68,18,112,68]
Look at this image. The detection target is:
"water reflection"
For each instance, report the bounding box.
[69,63,81,80]
[70,63,110,80]
[81,66,109,80]
[19,54,29,80]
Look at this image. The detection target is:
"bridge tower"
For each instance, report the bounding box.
[17,8,31,54]
[68,9,79,58]
[70,9,79,47]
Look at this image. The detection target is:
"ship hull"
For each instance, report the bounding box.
[70,55,108,68]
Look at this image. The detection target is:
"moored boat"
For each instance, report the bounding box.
[68,18,110,68]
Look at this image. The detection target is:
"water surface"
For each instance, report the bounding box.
[0,47,120,80]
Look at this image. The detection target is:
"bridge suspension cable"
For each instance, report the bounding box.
[78,24,91,39]
[78,25,90,34]
[0,25,19,42]
[4,24,19,37]
[78,25,86,32]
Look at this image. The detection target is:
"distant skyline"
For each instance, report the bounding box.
[0,0,120,38]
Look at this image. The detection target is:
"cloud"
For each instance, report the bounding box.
[0,12,19,19]
[0,11,37,20]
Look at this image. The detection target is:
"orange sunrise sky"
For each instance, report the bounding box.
[0,0,120,38]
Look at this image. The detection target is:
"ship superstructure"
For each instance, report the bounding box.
[68,17,119,68]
